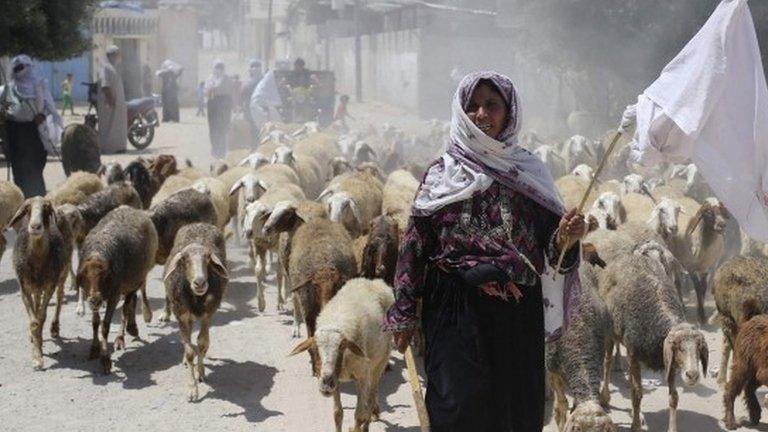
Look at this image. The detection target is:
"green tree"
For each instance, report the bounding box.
[0,0,97,61]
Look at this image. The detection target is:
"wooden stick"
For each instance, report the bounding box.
[554,130,624,271]
[404,346,430,432]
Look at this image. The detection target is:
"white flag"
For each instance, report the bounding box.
[626,0,768,242]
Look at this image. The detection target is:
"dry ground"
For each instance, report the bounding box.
[0,106,765,431]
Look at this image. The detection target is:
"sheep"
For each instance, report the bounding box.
[123,160,154,209]
[289,278,394,432]
[271,145,324,198]
[382,169,419,230]
[46,172,105,207]
[360,215,399,286]
[177,167,208,181]
[668,163,712,202]
[77,206,158,374]
[149,188,217,266]
[60,123,101,176]
[600,253,708,432]
[545,263,615,431]
[561,135,598,174]
[240,184,305,312]
[740,229,768,257]
[621,174,654,198]
[98,161,125,184]
[147,154,179,189]
[210,160,229,176]
[679,197,729,323]
[292,132,341,169]
[722,299,768,429]
[191,178,230,229]
[262,205,357,348]
[555,175,599,211]
[621,192,656,225]
[571,164,595,182]
[321,171,384,238]
[228,165,300,240]
[9,197,73,369]
[149,174,194,208]
[163,223,228,401]
[353,140,378,166]
[0,181,25,263]
[217,165,258,234]
[75,182,144,242]
[712,256,768,386]
[327,156,353,181]
[237,151,270,170]
[587,192,625,230]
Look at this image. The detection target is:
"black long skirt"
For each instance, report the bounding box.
[422,269,545,432]
[162,87,180,122]
[207,95,232,159]
[5,119,47,198]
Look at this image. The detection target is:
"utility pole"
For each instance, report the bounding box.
[354,0,362,102]
[265,0,274,69]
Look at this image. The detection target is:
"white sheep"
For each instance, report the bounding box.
[588,192,625,230]
[321,171,383,238]
[382,170,419,230]
[533,145,566,179]
[561,135,598,173]
[238,152,270,170]
[290,278,394,432]
[191,177,230,229]
[571,164,595,182]
[272,145,324,198]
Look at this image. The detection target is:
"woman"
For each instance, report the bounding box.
[384,71,586,432]
[157,59,182,122]
[205,60,234,158]
[1,55,62,197]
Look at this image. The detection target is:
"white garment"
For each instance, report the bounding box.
[97,61,127,154]
[249,71,283,130]
[628,0,768,242]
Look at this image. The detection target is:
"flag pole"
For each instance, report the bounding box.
[404,346,430,432]
[554,130,624,271]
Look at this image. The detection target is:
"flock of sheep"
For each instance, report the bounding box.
[0,119,437,432]
[3,115,768,432]
[526,130,768,431]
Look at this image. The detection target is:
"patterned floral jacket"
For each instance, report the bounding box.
[383,182,578,331]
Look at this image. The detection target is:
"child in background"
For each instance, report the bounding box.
[196,81,206,117]
[61,73,75,116]
[334,94,354,128]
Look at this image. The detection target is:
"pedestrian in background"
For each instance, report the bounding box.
[0,55,63,197]
[196,81,206,117]
[240,59,263,146]
[61,73,75,116]
[205,60,233,158]
[96,45,127,154]
[156,59,182,123]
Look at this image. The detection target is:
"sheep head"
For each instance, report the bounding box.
[634,240,682,279]
[327,157,352,180]
[564,400,616,432]
[272,146,296,166]
[77,255,108,305]
[242,201,272,240]
[10,197,56,238]
[326,193,362,236]
[353,141,377,165]
[229,174,268,204]
[56,204,86,245]
[647,198,682,239]
[210,160,229,176]
[289,329,364,397]
[589,192,623,230]
[571,164,595,181]
[621,174,650,196]
[99,161,125,184]
[262,201,305,237]
[164,244,228,296]
[686,198,729,236]
[238,152,269,170]
[664,323,708,387]
[361,215,399,284]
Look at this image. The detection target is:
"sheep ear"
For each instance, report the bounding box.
[44,201,57,227]
[289,337,315,356]
[209,253,229,280]
[317,187,334,202]
[256,180,269,194]
[164,251,185,282]
[348,200,363,227]
[8,202,30,230]
[97,165,106,176]
[343,339,364,357]
[663,336,676,384]
[228,179,244,197]
[698,336,709,376]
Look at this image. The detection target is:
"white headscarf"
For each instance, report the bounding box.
[9,54,63,127]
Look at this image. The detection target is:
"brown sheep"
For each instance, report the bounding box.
[360,215,399,286]
[723,300,768,429]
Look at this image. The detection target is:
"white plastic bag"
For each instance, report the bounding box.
[38,114,62,156]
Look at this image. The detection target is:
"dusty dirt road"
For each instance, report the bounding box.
[0,107,763,431]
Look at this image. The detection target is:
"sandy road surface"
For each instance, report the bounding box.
[0,107,764,431]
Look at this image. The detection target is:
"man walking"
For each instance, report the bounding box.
[97,45,127,154]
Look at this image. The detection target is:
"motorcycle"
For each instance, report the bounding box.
[82,82,159,150]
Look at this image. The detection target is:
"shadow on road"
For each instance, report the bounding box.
[203,357,282,423]
[212,281,258,327]
[0,278,18,298]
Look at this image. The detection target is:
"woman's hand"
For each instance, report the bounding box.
[33,114,45,125]
[557,208,587,252]
[394,329,415,354]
